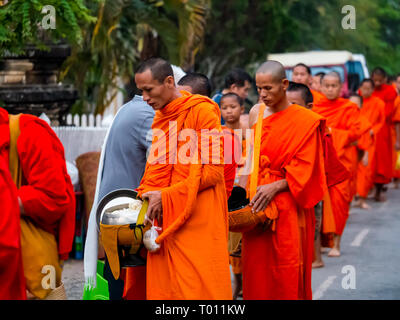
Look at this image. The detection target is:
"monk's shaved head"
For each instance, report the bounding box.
[321,71,342,84]
[256,60,287,82]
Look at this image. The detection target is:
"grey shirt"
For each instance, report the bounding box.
[98,95,155,200]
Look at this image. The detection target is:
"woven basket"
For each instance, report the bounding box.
[44,282,67,300]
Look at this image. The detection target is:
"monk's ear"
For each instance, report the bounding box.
[240,106,245,114]
[282,79,289,90]
[164,75,175,88]
[307,103,313,109]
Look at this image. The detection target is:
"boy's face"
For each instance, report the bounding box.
[359,82,374,99]
[220,96,243,124]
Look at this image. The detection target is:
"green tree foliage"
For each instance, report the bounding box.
[0,0,95,55]
[196,0,400,91]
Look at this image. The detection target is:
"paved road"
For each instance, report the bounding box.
[312,183,400,300]
[63,184,400,300]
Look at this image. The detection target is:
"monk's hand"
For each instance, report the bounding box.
[142,191,163,223]
[249,180,288,213]
[249,183,278,213]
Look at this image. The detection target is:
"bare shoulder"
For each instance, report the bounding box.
[249,103,261,128]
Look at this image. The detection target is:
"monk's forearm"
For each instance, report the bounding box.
[271,179,289,197]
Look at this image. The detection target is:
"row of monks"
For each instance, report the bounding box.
[1,57,399,300]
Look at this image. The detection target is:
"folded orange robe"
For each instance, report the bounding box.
[137,91,232,300]
[391,96,400,178]
[357,96,386,197]
[313,97,361,235]
[242,104,327,300]
[372,84,398,184]
[0,156,26,300]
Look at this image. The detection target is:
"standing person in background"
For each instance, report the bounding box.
[212,68,252,125]
[311,72,325,93]
[313,72,362,257]
[355,79,386,209]
[391,74,400,188]
[371,67,398,200]
[292,63,324,104]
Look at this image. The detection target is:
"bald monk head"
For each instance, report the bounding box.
[320,71,342,100]
[255,60,290,112]
[371,67,387,89]
[135,57,181,110]
[292,63,312,87]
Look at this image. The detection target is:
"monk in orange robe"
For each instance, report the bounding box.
[0,106,75,298]
[371,67,398,200]
[286,82,348,270]
[354,79,386,209]
[0,157,26,300]
[244,61,327,300]
[313,72,362,257]
[135,58,232,300]
[393,94,400,185]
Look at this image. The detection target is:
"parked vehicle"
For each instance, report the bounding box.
[267,50,369,97]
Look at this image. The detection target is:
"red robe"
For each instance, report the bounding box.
[0,157,26,300]
[357,96,386,197]
[0,107,75,260]
[242,104,327,300]
[372,84,398,184]
[313,97,362,235]
[392,96,400,178]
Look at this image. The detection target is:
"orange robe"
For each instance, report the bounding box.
[0,157,26,300]
[137,91,232,300]
[313,97,361,235]
[372,84,397,184]
[242,104,327,300]
[311,89,325,105]
[357,96,386,197]
[392,96,400,178]
[222,126,240,198]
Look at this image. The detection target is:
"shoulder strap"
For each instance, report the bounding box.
[249,103,266,199]
[8,114,23,188]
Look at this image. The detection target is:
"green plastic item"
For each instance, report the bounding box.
[82,260,110,300]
